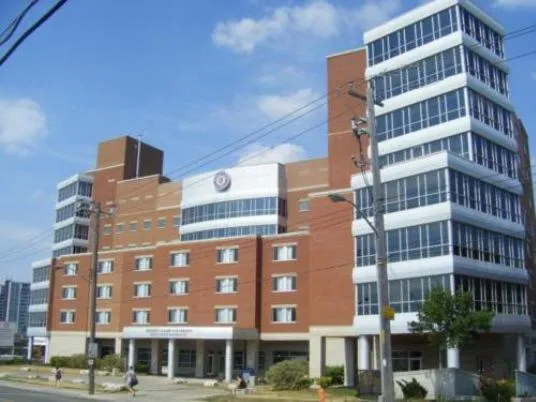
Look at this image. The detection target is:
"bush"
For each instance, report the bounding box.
[265,359,312,390]
[479,377,515,402]
[316,376,333,389]
[134,362,150,374]
[325,365,344,385]
[397,378,427,400]
[97,354,124,372]
[49,356,70,368]
[49,354,88,369]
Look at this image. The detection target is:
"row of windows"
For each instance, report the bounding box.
[356,221,449,267]
[57,181,92,202]
[29,312,47,328]
[367,7,458,66]
[376,89,466,142]
[452,221,524,269]
[468,89,514,138]
[373,47,462,101]
[180,225,283,241]
[356,169,447,217]
[56,203,90,223]
[357,275,450,315]
[379,133,469,168]
[54,224,89,243]
[182,197,286,225]
[472,134,518,179]
[30,288,48,305]
[52,246,87,258]
[460,7,504,58]
[465,48,508,97]
[113,216,181,235]
[32,265,50,283]
[456,275,526,315]
[449,170,521,223]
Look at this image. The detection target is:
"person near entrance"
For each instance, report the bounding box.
[124,366,138,397]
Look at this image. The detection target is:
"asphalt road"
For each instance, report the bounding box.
[0,385,101,402]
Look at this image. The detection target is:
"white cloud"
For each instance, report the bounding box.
[213,0,402,53]
[258,66,303,85]
[494,0,536,7]
[257,88,320,119]
[238,143,308,165]
[0,98,47,155]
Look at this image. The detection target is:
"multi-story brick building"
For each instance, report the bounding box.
[30,0,535,385]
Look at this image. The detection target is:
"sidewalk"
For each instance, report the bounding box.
[0,374,228,401]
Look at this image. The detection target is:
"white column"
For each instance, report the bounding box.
[308,336,325,378]
[358,335,370,370]
[127,339,136,369]
[195,340,205,378]
[114,337,122,356]
[150,339,159,375]
[167,339,175,379]
[344,338,356,387]
[225,339,233,383]
[447,348,460,369]
[518,334,527,372]
[246,340,259,371]
[44,339,50,364]
[27,337,33,361]
[372,335,379,370]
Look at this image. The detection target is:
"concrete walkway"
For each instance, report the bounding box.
[0,374,229,401]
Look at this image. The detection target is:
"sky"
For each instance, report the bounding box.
[0,0,535,282]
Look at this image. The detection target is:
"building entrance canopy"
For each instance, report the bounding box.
[122,326,258,340]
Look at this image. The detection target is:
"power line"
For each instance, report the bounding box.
[0,0,70,67]
[0,0,39,47]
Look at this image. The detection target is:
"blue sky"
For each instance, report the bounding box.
[0,0,535,281]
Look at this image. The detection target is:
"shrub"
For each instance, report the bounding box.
[325,365,344,385]
[134,362,150,374]
[97,354,124,372]
[479,377,515,402]
[49,356,70,368]
[265,359,312,390]
[316,376,333,389]
[68,354,88,369]
[397,378,427,400]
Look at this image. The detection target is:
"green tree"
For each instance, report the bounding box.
[408,287,494,368]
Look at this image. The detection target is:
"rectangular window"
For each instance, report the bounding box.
[143,220,151,231]
[216,248,239,264]
[97,260,114,274]
[393,351,423,372]
[173,216,181,227]
[170,252,190,267]
[61,286,77,300]
[96,311,111,324]
[129,222,137,232]
[63,263,78,276]
[158,218,167,229]
[178,350,196,369]
[30,288,48,305]
[97,285,113,299]
[216,277,238,294]
[271,306,297,323]
[135,256,153,271]
[298,200,310,212]
[103,225,112,235]
[167,308,188,324]
[214,308,237,323]
[32,265,50,283]
[60,310,75,324]
[272,245,297,261]
[272,275,297,292]
[169,280,189,295]
[116,223,124,234]
[132,310,150,324]
[134,283,151,298]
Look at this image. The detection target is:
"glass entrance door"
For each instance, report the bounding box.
[207,351,215,376]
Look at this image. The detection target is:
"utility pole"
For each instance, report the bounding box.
[349,82,394,402]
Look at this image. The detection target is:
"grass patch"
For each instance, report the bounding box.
[203,386,360,401]
[0,374,109,393]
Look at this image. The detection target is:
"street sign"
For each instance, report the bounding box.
[88,359,94,366]
[88,342,99,359]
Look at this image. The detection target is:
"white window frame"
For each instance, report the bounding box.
[272,244,297,261]
[103,224,112,235]
[96,310,111,325]
[157,217,167,229]
[132,309,150,325]
[133,282,152,298]
[63,262,78,276]
[216,277,238,294]
[60,310,76,324]
[97,260,114,274]
[167,307,188,324]
[272,274,297,292]
[143,220,152,231]
[116,223,124,234]
[61,286,77,300]
[169,279,189,295]
[135,256,153,271]
[298,199,310,212]
[216,247,239,264]
[96,284,113,299]
[271,305,297,324]
[170,251,190,268]
[214,307,237,324]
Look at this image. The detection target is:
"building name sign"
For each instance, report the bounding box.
[122,326,233,340]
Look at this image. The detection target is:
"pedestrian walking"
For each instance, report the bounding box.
[124,366,138,397]
[54,366,63,387]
